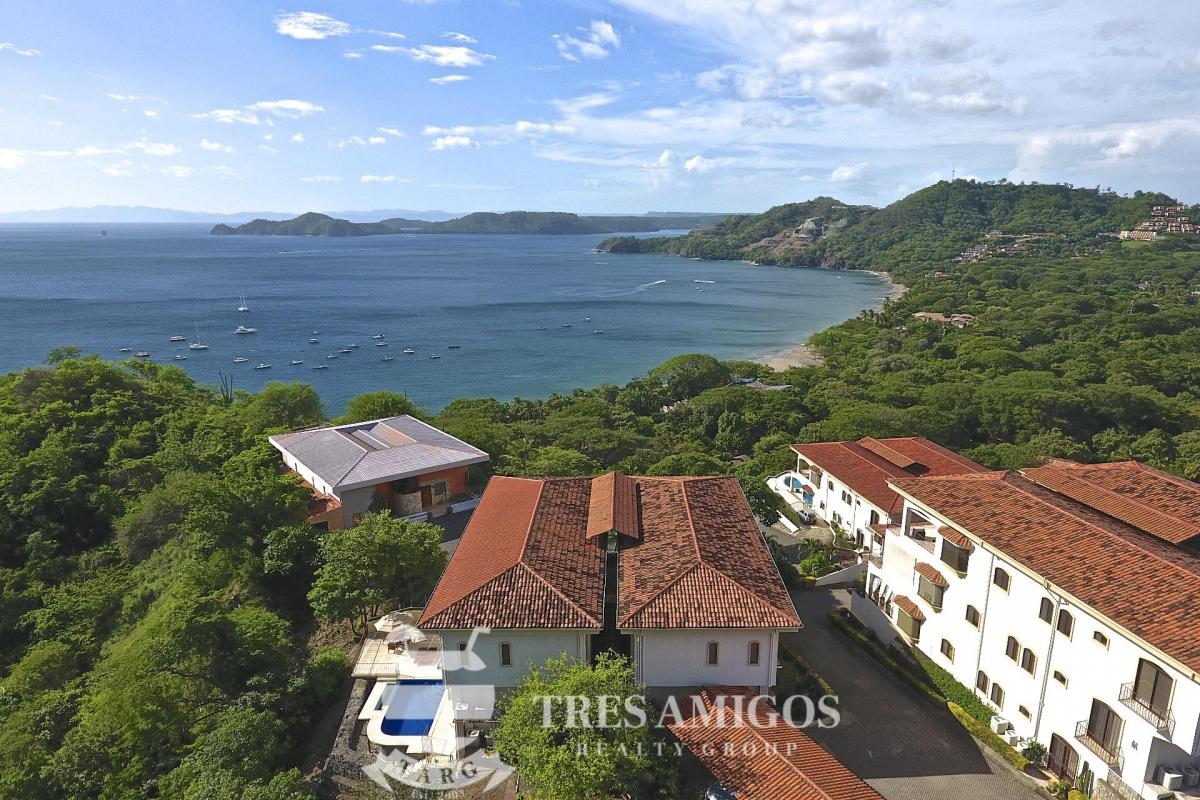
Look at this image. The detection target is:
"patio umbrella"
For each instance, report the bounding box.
[385,623,428,645]
[374,611,412,632]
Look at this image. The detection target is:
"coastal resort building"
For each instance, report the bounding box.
[778,437,989,551]
[268,415,489,529]
[414,471,802,752]
[670,686,884,800]
[858,457,1200,800]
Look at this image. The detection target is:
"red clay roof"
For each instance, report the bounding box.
[892,595,925,622]
[937,525,975,551]
[894,471,1200,673]
[1022,460,1200,545]
[419,473,801,631]
[670,687,883,800]
[791,437,988,512]
[914,562,948,587]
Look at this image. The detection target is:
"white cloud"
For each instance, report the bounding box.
[342,50,363,59]
[377,127,404,137]
[442,31,477,44]
[429,135,477,150]
[423,124,476,136]
[554,20,620,62]
[683,154,717,173]
[361,174,398,183]
[0,148,28,169]
[160,165,193,178]
[39,94,60,102]
[430,74,470,85]
[208,165,241,179]
[127,139,178,156]
[515,120,575,135]
[199,138,234,153]
[144,110,158,119]
[291,132,305,143]
[101,160,133,177]
[0,42,39,57]
[249,99,324,118]
[831,161,870,181]
[380,44,495,67]
[192,108,260,125]
[332,135,388,147]
[274,11,351,40]
[301,174,341,182]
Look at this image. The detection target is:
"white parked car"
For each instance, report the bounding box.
[794,507,817,525]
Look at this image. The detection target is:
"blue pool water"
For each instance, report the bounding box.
[0,224,891,412]
[380,679,444,736]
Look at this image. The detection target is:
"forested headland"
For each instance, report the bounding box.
[3,179,1199,799]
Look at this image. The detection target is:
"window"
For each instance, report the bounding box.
[990,683,1005,708]
[351,512,364,525]
[430,478,449,502]
[965,605,981,627]
[869,510,880,525]
[748,641,761,666]
[940,639,955,662]
[499,642,512,667]
[706,641,719,666]
[1093,631,1109,648]
[1038,597,1054,624]
[897,608,923,642]
[1132,659,1173,719]
[1056,609,1074,638]
[940,540,970,573]
[976,671,989,693]
[993,567,1010,591]
[917,576,945,611]
[1085,699,1123,755]
[457,641,468,652]
[1020,648,1037,674]
[1053,670,1068,687]
[841,490,852,504]
[1019,705,1031,719]
[1005,636,1019,660]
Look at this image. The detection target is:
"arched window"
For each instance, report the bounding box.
[1057,609,1074,638]
[1038,597,1053,623]
[1005,636,1019,660]
[993,567,1011,591]
[706,641,719,666]
[747,641,761,666]
[1021,648,1037,674]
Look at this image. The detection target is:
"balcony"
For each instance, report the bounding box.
[1119,682,1175,736]
[1074,720,1123,767]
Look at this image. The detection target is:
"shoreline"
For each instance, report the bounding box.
[753,268,906,371]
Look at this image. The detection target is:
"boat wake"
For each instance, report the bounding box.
[559,279,667,299]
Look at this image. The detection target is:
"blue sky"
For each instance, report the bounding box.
[3,0,1200,214]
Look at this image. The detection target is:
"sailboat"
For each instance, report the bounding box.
[188,324,209,351]
[237,294,250,313]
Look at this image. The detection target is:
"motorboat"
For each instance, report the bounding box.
[312,364,329,370]
[338,347,352,354]
[402,347,415,354]
[254,363,271,370]
[308,337,319,343]
[371,334,385,340]
[290,359,304,366]
[173,355,188,360]
[381,355,394,362]
[375,341,388,347]
[135,351,150,358]
[234,325,257,335]
[233,357,249,364]
[169,335,186,342]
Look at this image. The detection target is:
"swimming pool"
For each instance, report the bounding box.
[379,679,444,737]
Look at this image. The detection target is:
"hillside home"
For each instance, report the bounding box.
[862,458,1200,800]
[783,437,989,551]
[417,471,802,743]
[269,415,489,529]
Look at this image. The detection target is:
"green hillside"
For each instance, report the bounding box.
[211,212,414,236]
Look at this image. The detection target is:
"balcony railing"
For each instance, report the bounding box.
[1074,720,1123,767]
[1118,683,1175,736]
[867,553,883,568]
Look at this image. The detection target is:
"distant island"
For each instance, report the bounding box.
[210,210,728,237]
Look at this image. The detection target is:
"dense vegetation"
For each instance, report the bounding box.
[600,179,1184,270]
[211,211,726,237]
[5,180,1200,798]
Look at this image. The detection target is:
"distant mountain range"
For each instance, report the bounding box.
[210,210,731,237]
[0,206,460,224]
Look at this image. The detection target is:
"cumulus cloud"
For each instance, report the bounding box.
[160,165,193,178]
[831,162,870,181]
[291,132,305,143]
[127,139,178,156]
[360,174,398,183]
[430,74,470,85]
[426,128,478,150]
[101,160,133,177]
[0,42,39,57]
[191,108,260,125]
[554,20,620,62]
[199,138,234,153]
[442,31,477,44]
[249,99,324,118]
[332,135,388,148]
[378,44,495,67]
[683,154,717,173]
[274,11,351,40]
[342,50,363,59]
[377,127,404,137]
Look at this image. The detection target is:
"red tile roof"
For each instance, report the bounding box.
[1022,460,1200,545]
[914,562,948,587]
[937,525,974,551]
[419,473,801,631]
[670,687,883,800]
[893,472,1200,673]
[892,595,925,622]
[791,437,988,512]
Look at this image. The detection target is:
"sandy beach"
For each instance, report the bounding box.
[754,269,905,371]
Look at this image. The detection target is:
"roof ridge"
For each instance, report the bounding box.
[518,478,548,560]
[519,562,603,627]
[1024,464,1196,535]
[705,566,799,621]
[422,562,524,623]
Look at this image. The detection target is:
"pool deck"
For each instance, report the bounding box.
[352,630,443,680]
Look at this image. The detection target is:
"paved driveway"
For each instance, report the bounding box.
[785,589,1046,800]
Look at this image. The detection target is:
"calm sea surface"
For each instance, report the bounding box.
[0,224,889,412]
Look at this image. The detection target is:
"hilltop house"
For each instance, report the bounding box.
[417,471,802,742]
[782,437,989,549]
[269,415,489,529]
[862,458,1200,800]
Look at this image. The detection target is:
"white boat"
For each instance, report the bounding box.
[371,334,385,340]
[237,294,250,313]
[338,347,352,354]
[135,351,150,358]
[326,353,338,360]
[119,347,131,353]
[376,341,388,347]
[308,337,319,344]
[312,364,329,370]
[348,343,359,349]
[234,325,256,335]
[254,363,271,370]
[173,355,188,360]
[169,335,186,342]
[402,347,415,354]
[592,329,605,334]
[381,355,394,362]
[290,359,304,366]
[189,324,209,350]
[233,357,249,364]
[429,354,441,360]
[562,323,572,328]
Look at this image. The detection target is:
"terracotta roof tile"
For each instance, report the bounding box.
[586,470,640,540]
[670,687,883,800]
[791,437,988,512]
[894,472,1200,673]
[892,595,925,622]
[937,525,974,551]
[1023,460,1200,545]
[914,562,948,587]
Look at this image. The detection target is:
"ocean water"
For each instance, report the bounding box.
[0,224,890,412]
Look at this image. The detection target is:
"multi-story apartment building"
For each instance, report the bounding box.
[865,458,1200,799]
[787,437,990,549]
